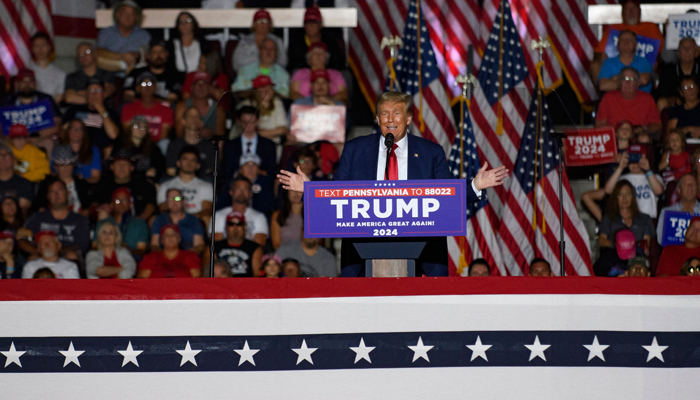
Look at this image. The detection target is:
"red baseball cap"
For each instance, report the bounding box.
[0,230,15,241]
[226,211,246,224]
[615,229,636,260]
[35,230,57,243]
[254,9,271,22]
[252,75,274,89]
[8,124,29,138]
[310,69,330,82]
[111,187,132,203]
[319,142,339,175]
[304,7,322,23]
[15,68,35,81]
[192,71,211,83]
[307,42,328,54]
[159,224,180,237]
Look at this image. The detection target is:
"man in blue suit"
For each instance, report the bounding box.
[222,106,277,179]
[279,91,508,276]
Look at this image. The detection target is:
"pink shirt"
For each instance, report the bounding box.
[291,68,346,97]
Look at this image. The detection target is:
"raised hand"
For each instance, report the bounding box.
[277,165,309,193]
[473,162,509,191]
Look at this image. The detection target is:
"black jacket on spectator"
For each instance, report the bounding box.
[656,58,700,100]
[222,135,277,179]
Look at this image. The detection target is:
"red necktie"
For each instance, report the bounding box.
[387,144,399,180]
[246,142,252,154]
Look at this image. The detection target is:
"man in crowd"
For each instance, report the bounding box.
[468,259,491,277]
[528,258,554,277]
[63,78,120,152]
[96,0,151,74]
[657,216,700,276]
[657,174,700,245]
[656,37,700,111]
[233,38,290,98]
[166,107,216,179]
[64,42,115,105]
[223,106,277,179]
[282,258,301,278]
[98,148,157,222]
[120,71,174,145]
[276,233,337,277]
[173,72,225,138]
[212,176,268,246]
[0,144,33,214]
[21,231,80,279]
[210,211,262,277]
[33,145,93,216]
[123,40,184,104]
[597,30,652,93]
[623,256,651,277]
[158,146,213,225]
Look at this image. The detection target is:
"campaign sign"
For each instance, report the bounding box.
[291,104,346,143]
[304,179,467,238]
[0,100,55,135]
[563,127,617,166]
[661,210,700,246]
[604,29,661,65]
[667,14,700,50]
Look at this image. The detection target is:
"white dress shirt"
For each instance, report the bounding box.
[241,134,258,155]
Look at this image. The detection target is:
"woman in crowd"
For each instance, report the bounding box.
[167,12,210,74]
[137,225,201,278]
[261,254,282,278]
[667,75,700,139]
[270,189,303,250]
[680,256,700,276]
[28,31,65,104]
[35,145,92,216]
[289,42,347,104]
[151,188,205,255]
[60,119,101,184]
[85,221,136,279]
[232,9,286,72]
[111,116,166,182]
[0,197,25,234]
[0,230,23,279]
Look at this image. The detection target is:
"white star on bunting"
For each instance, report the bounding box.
[524,336,550,362]
[292,339,317,365]
[408,336,433,362]
[1,342,26,368]
[643,337,668,363]
[176,341,202,366]
[583,336,609,362]
[59,341,85,367]
[234,341,260,366]
[349,338,375,364]
[118,341,143,367]
[466,336,492,362]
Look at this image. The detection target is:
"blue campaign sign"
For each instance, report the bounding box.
[604,29,661,66]
[304,180,467,238]
[0,100,55,135]
[661,210,700,247]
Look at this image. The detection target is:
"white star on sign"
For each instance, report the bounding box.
[466,336,492,362]
[292,339,317,365]
[59,342,85,367]
[118,341,143,367]
[234,341,260,366]
[642,337,668,363]
[408,336,433,362]
[1,342,26,368]
[176,340,202,366]
[350,338,375,364]
[524,336,550,361]
[583,336,609,362]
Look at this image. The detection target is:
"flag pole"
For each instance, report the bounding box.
[454,72,477,180]
[495,0,506,136]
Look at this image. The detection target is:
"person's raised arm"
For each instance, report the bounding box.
[472,162,509,191]
[604,153,628,194]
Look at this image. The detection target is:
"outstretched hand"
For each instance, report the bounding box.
[277,166,310,193]
[473,162,509,191]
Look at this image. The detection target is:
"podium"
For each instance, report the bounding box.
[304,180,468,277]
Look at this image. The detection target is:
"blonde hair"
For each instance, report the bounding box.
[665,129,687,153]
[96,221,123,250]
[375,91,412,116]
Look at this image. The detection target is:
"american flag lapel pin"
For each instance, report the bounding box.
[414,153,418,157]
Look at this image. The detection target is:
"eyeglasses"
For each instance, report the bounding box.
[683,84,696,91]
[167,196,182,202]
[622,76,636,82]
[78,49,92,57]
[687,266,700,274]
[140,81,153,87]
[178,18,193,25]
[114,199,128,205]
[255,18,270,24]
[227,222,244,227]
[132,124,148,131]
[89,88,102,93]
[0,154,11,159]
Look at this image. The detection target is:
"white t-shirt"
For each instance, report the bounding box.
[211,206,269,240]
[173,39,201,73]
[158,176,213,214]
[621,173,664,219]
[22,258,80,279]
[29,61,66,99]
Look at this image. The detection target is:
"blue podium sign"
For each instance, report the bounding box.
[304,180,467,238]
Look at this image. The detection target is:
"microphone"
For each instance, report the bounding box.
[384,133,395,180]
[384,132,395,149]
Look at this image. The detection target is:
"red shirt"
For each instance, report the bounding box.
[669,152,691,180]
[101,251,121,280]
[120,100,174,142]
[138,250,200,278]
[656,245,700,276]
[596,90,661,128]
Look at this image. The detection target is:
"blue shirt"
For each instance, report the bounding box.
[151,213,204,251]
[96,25,151,55]
[75,146,102,180]
[598,55,653,93]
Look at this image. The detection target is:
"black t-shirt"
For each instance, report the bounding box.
[669,102,700,129]
[110,141,166,183]
[656,59,700,99]
[64,68,115,92]
[123,66,185,100]
[63,104,120,150]
[25,210,91,255]
[0,174,34,203]
[165,138,216,179]
[214,239,260,277]
[33,176,97,214]
[98,175,157,216]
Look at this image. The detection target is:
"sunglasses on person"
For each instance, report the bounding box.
[687,266,700,274]
[227,221,244,227]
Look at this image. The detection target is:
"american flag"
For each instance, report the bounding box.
[0,0,52,77]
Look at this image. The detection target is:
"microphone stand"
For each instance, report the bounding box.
[550,131,567,277]
[384,133,395,180]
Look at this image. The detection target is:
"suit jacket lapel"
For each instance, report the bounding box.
[407,134,421,180]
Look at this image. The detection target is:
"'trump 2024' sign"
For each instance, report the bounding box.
[304,180,467,238]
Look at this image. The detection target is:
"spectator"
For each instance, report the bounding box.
[0,197,25,234]
[27,32,66,104]
[174,72,225,138]
[603,149,664,219]
[657,38,700,111]
[96,187,149,259]
[58,120,102,184]
[680,256,700,276]
[597,30,652,93]
[309,140,340,179]
[98,148,157,221]
[137,224,201,278]
[181,51,229,102]
[85,220,136,279]
[232,153,275,217]
[468,258,491,277]
[290,44,347,104]
[21,180,90,262]
[157,146,213,224]
[657,174,700,244]
[7,124,50,183]
[233,38,290,98]
[238,75,291,143]
[64,42,116,105]
[212,176,268,246]
[658,217,700,276]
[120,73,175,148]
[209,211,262,277]
[623,256,651,277]
[528,258,553,277]
[658,130,691,181]
[32,268,55,279]
[63,78,120,152]
[667,76,700,139]
[276,232,337,277]
[287,6,346,72]
[0,144,33,214]
[222,106,277,179]
[0,230,23,279]
[282,258,301,278]
[166,107,216,178]
[152,188,205,255]
[595,67,661,140]
[95,0,151,74]
[113,115,167,182]
[293,68,345,106]
[1,69,61,152]
[289,147,321,181]
[213,259,233,278]
[34,146,93,216]
[232,9,287,72]
[262,253,282,277]
[167,12,210,74]
[21,230,80,279]
[270,188,303,249]
[123,40,184,104]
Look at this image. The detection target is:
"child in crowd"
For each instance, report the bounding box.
[659,129,691,182]
[262,254,282,278]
